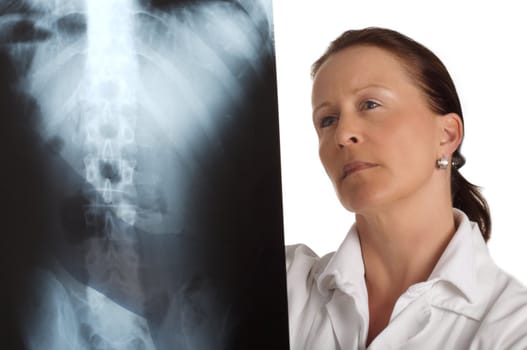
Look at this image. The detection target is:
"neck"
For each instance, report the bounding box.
[355,181,456,300]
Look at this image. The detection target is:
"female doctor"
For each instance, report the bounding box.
[286,27,527,349]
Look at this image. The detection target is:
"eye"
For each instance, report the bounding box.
[361,100,380,110]
[319,115,338,128]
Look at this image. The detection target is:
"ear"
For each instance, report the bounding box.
[437,113,463,156]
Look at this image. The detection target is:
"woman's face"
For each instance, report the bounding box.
[312,45,445,214]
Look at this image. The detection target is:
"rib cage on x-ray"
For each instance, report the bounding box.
[0,0,288,349]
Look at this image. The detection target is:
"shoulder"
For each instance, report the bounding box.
[285,244,335,347]
[285,244,334,308]
[471,269,527,349]
[285,244,333,288]
[285,244,320,271]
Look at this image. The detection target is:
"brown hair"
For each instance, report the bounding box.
[312,27,491,241]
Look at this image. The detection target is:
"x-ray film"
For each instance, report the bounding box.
[0,0,289,349]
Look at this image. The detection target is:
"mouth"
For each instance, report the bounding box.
[342,161,378,179]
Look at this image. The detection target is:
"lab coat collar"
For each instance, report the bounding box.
[427,208,480,304]
[313,208,494,349]
[316,227,370,348]
[315,208,486,312]
[316,223,366,299]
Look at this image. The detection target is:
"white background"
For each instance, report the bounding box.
[273,1,527,285]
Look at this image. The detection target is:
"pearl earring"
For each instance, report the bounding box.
[436,155,449,169]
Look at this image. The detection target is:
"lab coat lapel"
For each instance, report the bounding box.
[368,295,431,349]
[326,289,367,350]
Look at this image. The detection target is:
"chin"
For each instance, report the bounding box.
[337,187,388,214]
[338,194,369,214]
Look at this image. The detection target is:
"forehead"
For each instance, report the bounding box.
[312,45,417,101]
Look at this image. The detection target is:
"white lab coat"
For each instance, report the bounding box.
[286,209,527,349]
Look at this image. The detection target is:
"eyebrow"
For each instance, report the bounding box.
[312,84,392,116]
[352,84,392,94]
[312,101,333,117]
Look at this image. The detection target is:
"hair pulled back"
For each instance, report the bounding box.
[312,27,491,241]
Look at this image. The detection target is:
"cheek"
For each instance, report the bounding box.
[376,115,436,166]
[318,138,339,181]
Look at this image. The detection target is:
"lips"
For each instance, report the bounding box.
[342,161,378,179]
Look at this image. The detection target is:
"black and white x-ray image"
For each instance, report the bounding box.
[0,0,289,349]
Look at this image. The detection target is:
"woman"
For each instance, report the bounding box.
[286,27,527,349]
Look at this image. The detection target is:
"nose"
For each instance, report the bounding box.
[335,115,361,148]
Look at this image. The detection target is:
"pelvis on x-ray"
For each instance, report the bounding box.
[0,0,288,349]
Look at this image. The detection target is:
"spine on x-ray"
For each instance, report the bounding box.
[79,1,153,347]
[82,0,138,233]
